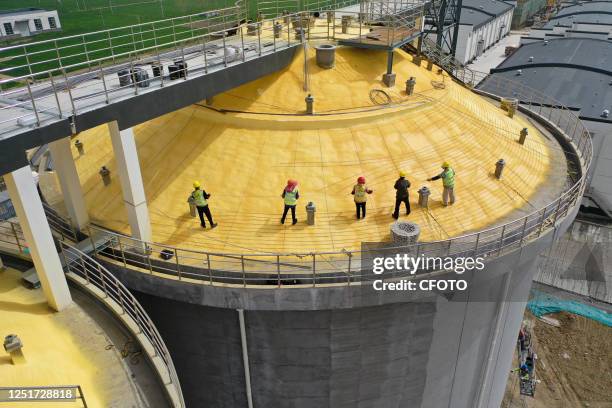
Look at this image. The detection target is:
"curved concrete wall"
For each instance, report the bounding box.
[103,201,579,408]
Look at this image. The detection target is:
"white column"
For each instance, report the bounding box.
[4,166,72,311]
[108,121,152,242]
[48,137,89,230]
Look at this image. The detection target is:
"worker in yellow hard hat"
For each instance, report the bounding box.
[392,170,411,219]
[191,181,217,229]
[427,162,456,206]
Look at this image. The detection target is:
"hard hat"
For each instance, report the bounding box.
[441,161,450,168]
[193,181,201,188]
[399,170,406,177]
[287,179,298,186]
[357,176,366,184]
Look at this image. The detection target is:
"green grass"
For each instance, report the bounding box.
[0,0,248,79]
[1,0,235,37]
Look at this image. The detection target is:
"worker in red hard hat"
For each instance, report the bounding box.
[351,176,373,219]
[281,179,299,225]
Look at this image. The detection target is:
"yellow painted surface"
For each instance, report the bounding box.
[0,268,136,407]
[49,47,566,254]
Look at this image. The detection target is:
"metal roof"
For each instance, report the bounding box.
[460,0,514,29]
[484,38,612,122]
[0,8,51,17]
[545,1,612,27]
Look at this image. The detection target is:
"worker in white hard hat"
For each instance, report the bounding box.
[191,181,217,229]
[427,161,456,206]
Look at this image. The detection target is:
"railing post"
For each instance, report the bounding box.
[61,68,77,117]
[100,266,109,298]
[118,289,126,315]
[257,22,262,56]
[241,255,246,287]
[277,255,281,288]
[347,252,352,286]
[241,25,246,63]
[175,249,182,280]
[207,253,213,285]
[473,233,480,257]
[25,78,40,126]
[203,35,209,74]
[312,253,316,287]
[519,217,528,246]
[98,62,110,104]
[48,71,63,118]
[11,221,22,253]
[497,225,506,256]
[118,239,127,267]
[180,45,187,79]
[222,34,228,67]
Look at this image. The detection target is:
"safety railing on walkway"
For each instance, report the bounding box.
[78,44,592,287]
[0,3,425,137]
[59,242,185,408]
[0,219,27,255]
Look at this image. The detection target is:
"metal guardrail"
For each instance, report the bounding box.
[1,20,592,289]
[0,3,424,136]
[79,44,592,287]
[59,242,185,408]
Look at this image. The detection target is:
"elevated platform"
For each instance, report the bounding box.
[41,46,569,255]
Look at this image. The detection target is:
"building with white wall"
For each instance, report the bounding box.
[426,0,514,64]
[0,8,61,39]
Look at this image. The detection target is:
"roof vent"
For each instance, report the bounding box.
[603,109,610,118]
[516,69,523,76]
[543,40,549,45]
[529,56,534,62]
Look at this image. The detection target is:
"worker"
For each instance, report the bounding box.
[191,181,217,229]
[281,179,299,225]
[427,161,456,206]
[351,176,373,220]
[392,171,411,219]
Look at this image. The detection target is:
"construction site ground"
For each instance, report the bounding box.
[502,311,612,408]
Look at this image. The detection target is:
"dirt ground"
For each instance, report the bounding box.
[502,312,612,408]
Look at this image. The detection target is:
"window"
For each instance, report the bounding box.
[33,18,43,31]
[3,22,14,35]
[48,16,57,29]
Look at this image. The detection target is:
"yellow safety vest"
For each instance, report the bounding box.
[192,189,207,206]
[284,189,298,206]
[354,184,368,203]
[442,168,455,188]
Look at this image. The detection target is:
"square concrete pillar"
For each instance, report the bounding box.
[108,121,152,243]
[4,166,72,311]
[48,137,89,230]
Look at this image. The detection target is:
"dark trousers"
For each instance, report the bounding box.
[196,205,214,227]
[281,205,296,223]
[355,202,366,219]
[392,196,410,218]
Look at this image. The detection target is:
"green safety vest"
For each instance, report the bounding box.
[192,189,207,206]
[442,168,455,188]
[284,189,298,206]
[354,184,368,203]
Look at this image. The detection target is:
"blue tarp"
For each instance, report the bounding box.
[528,291,612,327]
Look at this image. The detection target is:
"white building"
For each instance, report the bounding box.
[0,8,61,39]
[426,0,514,65]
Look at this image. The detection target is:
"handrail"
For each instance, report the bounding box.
[2,12,591,288]
[59,242,185,408]
[78,43,592,287]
